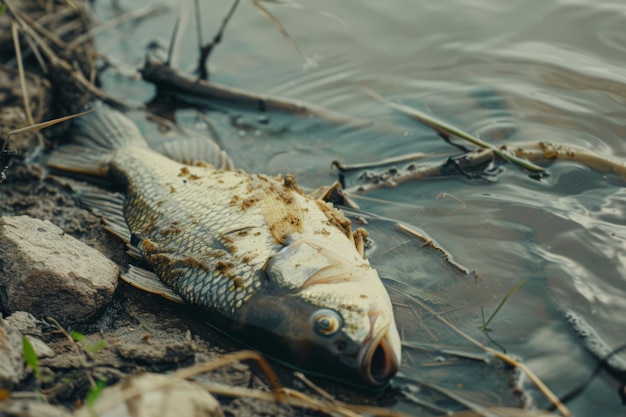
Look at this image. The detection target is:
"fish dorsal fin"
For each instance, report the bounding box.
[121,265,184,303]
[151,134,234,170]
[252,174,304,244]
[46,103,149,177]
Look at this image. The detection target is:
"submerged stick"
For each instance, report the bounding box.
[196,0,241,80]
[141,58,374,127]
[513,141,626,180]
[363,88,546,173]
[343,148,495,194]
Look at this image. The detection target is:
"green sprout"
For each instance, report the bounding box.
[86,379,106,406]
[480,278,527,331]
[71,331,107,352]
[22,337,41,378]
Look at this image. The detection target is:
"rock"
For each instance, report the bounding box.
[74,373,224,417]
[0,315,25,388]
[4,312,42,336]
[24,335,55,359]
[0,216,119,322]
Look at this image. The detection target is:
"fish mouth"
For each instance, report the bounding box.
[357,320,401,386]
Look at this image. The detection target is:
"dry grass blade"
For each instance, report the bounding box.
[1,109,93,155]
[293,371,337,403]
[395,290,570,416]
[4,0,129,108]
[87,350,282,415]
[11,21,34,126]
[362,88,546,173]
[201,380,411,417]
[332,152,426,173]
[172,350,283,395]
[46,316,96,388]
[67,4,164,50]
[396,223,477,277]
[251,0,306,58]
[88,349,409,417]
[449,408,558,417]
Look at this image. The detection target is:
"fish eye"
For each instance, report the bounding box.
[310,309,343,337]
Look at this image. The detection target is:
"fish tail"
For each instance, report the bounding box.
[46,102,148,177]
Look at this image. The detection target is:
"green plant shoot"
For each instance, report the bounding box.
[22,337,40,378]
[481,278,528,331]
[86,379,106,414]
[70,331,85,342]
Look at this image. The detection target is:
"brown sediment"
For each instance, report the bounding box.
[316,200,353,239]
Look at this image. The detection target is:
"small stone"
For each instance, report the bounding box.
[24,335,55,359]
[0,316,25,388]
[75,373,224,417]
[4,311,42,336]
[0,216,119,322]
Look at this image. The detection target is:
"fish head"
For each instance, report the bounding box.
[238,236,402,386]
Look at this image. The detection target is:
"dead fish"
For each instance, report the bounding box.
[47,103,402,386]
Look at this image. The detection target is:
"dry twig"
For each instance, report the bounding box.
[363,88,546,173]
[141,58,373,127]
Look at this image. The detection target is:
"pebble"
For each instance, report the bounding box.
[3,311,42,336]
[0,216,119,322]
[0,315,25,388]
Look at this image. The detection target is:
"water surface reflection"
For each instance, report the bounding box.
[96,0,626,414]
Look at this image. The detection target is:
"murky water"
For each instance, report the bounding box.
[94,0,626,415]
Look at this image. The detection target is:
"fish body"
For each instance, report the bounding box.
[48,104,401,385]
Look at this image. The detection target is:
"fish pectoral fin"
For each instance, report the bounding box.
[121,265,185,304]
[78,190,130,242]
[126,245,144,260]
[77,190,144,260]
[152,134,234,170]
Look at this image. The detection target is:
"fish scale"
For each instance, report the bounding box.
[46,103,402,386]
[113,148,272,315]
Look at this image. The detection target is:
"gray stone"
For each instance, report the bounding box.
[74,373,224,417]
[0,316,25,388]
[0,216,119,322]
[4,311,42,336]
[24,335,55,359]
